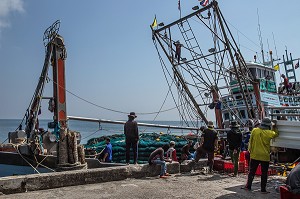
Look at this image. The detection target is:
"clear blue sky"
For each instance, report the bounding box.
[1,0,300,121]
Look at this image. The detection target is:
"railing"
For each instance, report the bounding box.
[269,106,300,150]
[269,106,300,118]
[67,116,201,132]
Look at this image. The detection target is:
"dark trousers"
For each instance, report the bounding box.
[125,139,138,164]
[245,158,270,192]
[229,150,240,175]
[195,147,214,172]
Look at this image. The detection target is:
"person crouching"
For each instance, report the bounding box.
[148,144,172,178]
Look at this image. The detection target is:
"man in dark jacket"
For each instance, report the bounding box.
[195,121,218,173]
[124,112,139,164]
[227,120,242,176]
[181,140,193,161]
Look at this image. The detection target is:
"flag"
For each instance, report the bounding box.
[273,64,279,71]
[151,16,157,28]
[199,0,209,6]
[295,60,299,69]
[178,0,181,10]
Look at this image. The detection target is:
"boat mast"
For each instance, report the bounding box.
[152,1,256,127]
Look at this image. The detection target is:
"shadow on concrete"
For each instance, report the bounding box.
[196,173,228,182]
[214,181,280,199]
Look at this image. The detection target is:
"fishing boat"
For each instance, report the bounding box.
[150,0,300,163]
[0,21,123,176]
[2,0,300,176]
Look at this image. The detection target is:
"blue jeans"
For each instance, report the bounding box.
[152,159,167,176]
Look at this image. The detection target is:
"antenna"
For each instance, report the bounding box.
[272,32,279,61]
[257,8,265,64]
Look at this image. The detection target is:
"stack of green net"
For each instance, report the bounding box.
[85,133,198,164]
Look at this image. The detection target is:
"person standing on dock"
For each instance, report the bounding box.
[124,112,139,164]
[243,117,278,194]
[194,121,218,173]
[227,120,242,177]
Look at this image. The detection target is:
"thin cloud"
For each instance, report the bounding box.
[0,0,24,31]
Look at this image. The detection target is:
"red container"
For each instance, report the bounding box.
[255,165,262,175]
[239,151,246,162]
[280,186,300,199]
[223,161,234,173]
[213,159,224,171]
[238,161,245,173]
[255,164,277,176]
[222,161,247,173]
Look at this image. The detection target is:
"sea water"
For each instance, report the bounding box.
[0,119,195,145]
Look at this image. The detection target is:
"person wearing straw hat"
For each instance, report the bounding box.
[243,117,278,194]
[124,112,139,164]
[194,121,218,173]
[227,120,242,177]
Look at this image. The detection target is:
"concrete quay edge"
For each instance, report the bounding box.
[0,160,206,194]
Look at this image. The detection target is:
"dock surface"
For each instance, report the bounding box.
[0,172,284,199]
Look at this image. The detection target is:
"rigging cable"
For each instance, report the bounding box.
[48,77,182,116]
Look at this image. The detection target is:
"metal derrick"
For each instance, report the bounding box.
[151,1,260,128]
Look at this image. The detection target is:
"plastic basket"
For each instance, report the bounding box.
[223,161,234,173]
[255,165,277,176]
[213,159,224,171]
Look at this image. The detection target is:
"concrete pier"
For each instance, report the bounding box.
[0,163,174,194]
[0,160,208,194]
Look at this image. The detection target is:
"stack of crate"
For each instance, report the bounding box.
[222,151,249,173]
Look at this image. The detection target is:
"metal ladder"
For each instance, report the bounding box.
[283,50,297,82]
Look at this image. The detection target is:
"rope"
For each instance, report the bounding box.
[33,155,55,172]
[81,128,102,140]
[12,144,40,174]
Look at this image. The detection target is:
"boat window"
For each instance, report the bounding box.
[236,95,242,100]
[224,112,230,120]
[249,68,256,78]
[264,70,268,78]
[271,72,275,81]
[257,69,261,78]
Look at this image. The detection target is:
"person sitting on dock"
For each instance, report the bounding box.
[194,121,218,173]
[243,117,278,194]
[97,137,112,163]
[227,120,242,177]
[166,141,178,162]
[286,162,300,195]
[148,145,172,178]
[181,140,193,162]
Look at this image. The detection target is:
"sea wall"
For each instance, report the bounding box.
[0,161,195,194]
[0,160,207,194]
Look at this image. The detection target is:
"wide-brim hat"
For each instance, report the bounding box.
[259,117,274,129]
[207,121,214,128]
[128,112,137,118]
[230,120,240,128]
